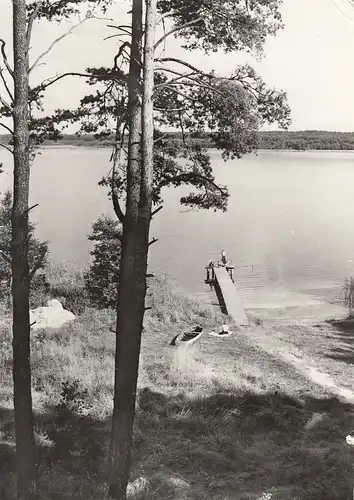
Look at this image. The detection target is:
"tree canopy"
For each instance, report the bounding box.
[50,0,290,213]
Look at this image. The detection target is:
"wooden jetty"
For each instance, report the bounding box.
[205,262,249,326]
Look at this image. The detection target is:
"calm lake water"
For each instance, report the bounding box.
[1,147,354,309]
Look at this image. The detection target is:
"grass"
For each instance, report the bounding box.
[1,269,354,499]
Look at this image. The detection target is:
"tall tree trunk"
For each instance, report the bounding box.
[107,0,144,497]
[12,1,36,499]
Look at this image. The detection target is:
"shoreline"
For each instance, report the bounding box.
[39,143,354,153]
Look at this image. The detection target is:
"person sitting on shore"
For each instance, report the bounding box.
[208,324,233,337]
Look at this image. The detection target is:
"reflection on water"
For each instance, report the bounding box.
[1,148,354,309]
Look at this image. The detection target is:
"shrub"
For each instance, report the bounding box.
[147,273,219,324]
[84,215,122,309]
[44,260,89,314]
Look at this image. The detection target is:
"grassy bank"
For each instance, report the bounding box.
[0,268,353,499]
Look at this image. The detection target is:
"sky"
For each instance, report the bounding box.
[1,0,354,131]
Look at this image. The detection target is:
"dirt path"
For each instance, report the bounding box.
[243,324,354,405]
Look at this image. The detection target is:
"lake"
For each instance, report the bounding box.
[1,147,354,309]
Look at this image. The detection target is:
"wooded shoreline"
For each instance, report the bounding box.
[2,130,353,151]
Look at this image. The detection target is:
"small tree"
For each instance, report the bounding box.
[84,215,122,309]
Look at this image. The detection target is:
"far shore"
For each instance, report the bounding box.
[40,143,354,153]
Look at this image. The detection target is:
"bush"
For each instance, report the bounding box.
[84,215,122,309]
[43,260,89,314]
[147,273,219,324]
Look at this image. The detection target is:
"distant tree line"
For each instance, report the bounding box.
[2,130,354,151]
[257,130,354,150]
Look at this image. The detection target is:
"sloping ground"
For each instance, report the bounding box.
[245,314,354,397]
[0,309,353,499]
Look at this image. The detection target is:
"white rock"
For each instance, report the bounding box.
[127,477,149,497]
[346,433,354,446]
[30,300,75,330]
[46,299,63,309]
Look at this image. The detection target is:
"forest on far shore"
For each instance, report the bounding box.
[1,130,354,151]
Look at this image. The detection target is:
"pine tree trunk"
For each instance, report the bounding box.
[107,0,144,497]
[12,1,36,499]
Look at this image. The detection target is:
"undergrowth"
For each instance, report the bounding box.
[0,264,353,499]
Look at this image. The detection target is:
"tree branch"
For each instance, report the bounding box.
[155,57,207,76]
[29,17,91,73]
[148,237,158,246]
[151,205,163,218]
[155,16,204,49]
[29,246,47,282]
[156,11,174,26]
[33,70,124,98]
[0,143,13,154]
[0,93,12,112]
[0,122,13,135]
[154,69,197,91]
[25,203,39,214]
[111,117,126,225]
[112,191,125,224]
[0,68,13,102]
[162,86,199,103]
[105,24,132,39]
[161,173,228,195]
[113,41,131,69]
[0,40,13,77]
[26,2,41,50]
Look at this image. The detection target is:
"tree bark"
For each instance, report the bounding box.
[107,0,144,497]
[12,1,36,499]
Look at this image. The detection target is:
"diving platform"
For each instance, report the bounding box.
[205,262,249,326]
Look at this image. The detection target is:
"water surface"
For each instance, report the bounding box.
[1,147,353,308]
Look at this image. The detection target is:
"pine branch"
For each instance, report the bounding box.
[0,143,13,154]
[148,237,158,246]
[0,68,13,102]
[161,173,228,195]
[0,93,12,112]
[154,69,197,90]
[105,25,132,39]
[155,16,204,49]
[111,118,126,225]
[113,42,131,69]
[0,122,13,135]
[29,17,91,73]
[112,191,125,224]
[162,87,199,103]
[29,246,47,282]
[0,40,13,77]
[25,203,39,214]
[156,11,174,26]
[26,2,41,50]
[33,70,125,98]
[151,205,163,218]
[155,57,207,76]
